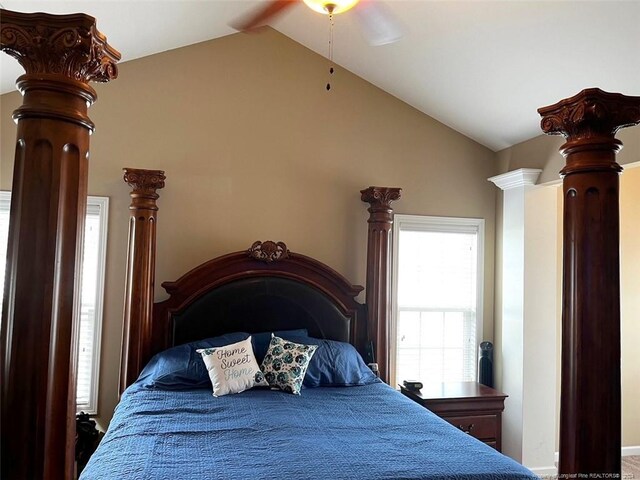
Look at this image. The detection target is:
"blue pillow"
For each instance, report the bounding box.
[251,329,308,363]
[137,332,249,390]
[286,336,380,387]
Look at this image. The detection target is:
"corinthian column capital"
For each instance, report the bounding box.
[538,88,640,174]
[361,186,402,207]
[539,88,640,140]
[360,186,402,223]
[124,168,166,197]
[1,9,120,84]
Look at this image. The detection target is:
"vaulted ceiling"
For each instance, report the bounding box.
[1,1,638,151]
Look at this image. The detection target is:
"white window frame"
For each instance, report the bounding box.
[391,214,485,387]
[0,191,108,415]
[78,195,109,414]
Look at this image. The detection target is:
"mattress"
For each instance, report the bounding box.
[81,382,536,479]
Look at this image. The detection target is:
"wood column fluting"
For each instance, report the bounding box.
[538,89,640,476]
[0,10,119,480]
[120,168,166,394]
[361,186,401,383]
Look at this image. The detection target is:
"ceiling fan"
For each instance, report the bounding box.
[231,0,403,47]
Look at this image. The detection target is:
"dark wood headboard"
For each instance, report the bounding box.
[153,241,367,356]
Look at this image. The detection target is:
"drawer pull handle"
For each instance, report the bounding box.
[458,423,474,434]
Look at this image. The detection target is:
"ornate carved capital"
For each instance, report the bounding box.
[247,241,290,263]
[124,168,165,212]
[539,89,640,175]
[538,88,640,142]
[1,9,120,84]
[124,168,166,195]
[360,186,402,209]
[361,187,402,223]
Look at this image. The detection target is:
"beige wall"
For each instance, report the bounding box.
[0,29,498,428]
[618,165,640,447]
[497,133,640,449]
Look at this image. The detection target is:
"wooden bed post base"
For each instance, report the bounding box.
[361,186,401,384]
[120,168,166,394]
[0,10,119,480]
[538,89,640,476]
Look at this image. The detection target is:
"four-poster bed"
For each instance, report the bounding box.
[96,174,533,474]
[81,194,535,478]
[1,7,639,480]
[80,175,535,479]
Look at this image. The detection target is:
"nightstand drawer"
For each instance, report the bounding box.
[443,414,497,440]
[399,382,507,452]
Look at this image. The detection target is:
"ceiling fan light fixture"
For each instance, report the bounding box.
[303,0,359,15]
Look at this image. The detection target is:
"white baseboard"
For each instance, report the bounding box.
[554,445,640,463]
[535,448,640,479]
[529,466,557,478]
[622,445,640,456]
[529,447,639,478]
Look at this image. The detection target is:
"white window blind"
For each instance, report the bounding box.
[0,191,108,414]
[392,215,484,387]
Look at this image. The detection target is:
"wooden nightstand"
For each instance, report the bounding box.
[400,381,507,452]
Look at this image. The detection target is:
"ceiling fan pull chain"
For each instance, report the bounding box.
[327,12,335,91]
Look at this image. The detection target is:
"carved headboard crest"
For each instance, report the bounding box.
[247,240,290,263]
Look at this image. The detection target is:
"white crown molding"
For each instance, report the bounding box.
[488,168,542,191]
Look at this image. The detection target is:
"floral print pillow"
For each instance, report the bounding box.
[197,336,268,397]
[260,335,318,395]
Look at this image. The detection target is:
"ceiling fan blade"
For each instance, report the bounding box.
[230,0,298,32]
[353,1,403,46]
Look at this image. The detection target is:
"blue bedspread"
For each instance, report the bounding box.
[81,383,536,479]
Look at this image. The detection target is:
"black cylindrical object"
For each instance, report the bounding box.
[478,341,494,388]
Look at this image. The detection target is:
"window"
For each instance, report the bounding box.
[391,215,484,386]
[0,191,108,414]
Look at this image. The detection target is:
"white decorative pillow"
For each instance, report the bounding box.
[260,335,318,395]
[197,336,268,397]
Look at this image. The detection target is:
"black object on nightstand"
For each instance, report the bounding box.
[478,341,494,388]
[400,381,507,452]
[402,380,423,391]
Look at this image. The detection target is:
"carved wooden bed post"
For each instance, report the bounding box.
[361,186,401,383]
[0,10,119,480]
[538,89,640,476]
[120,168,166,393]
